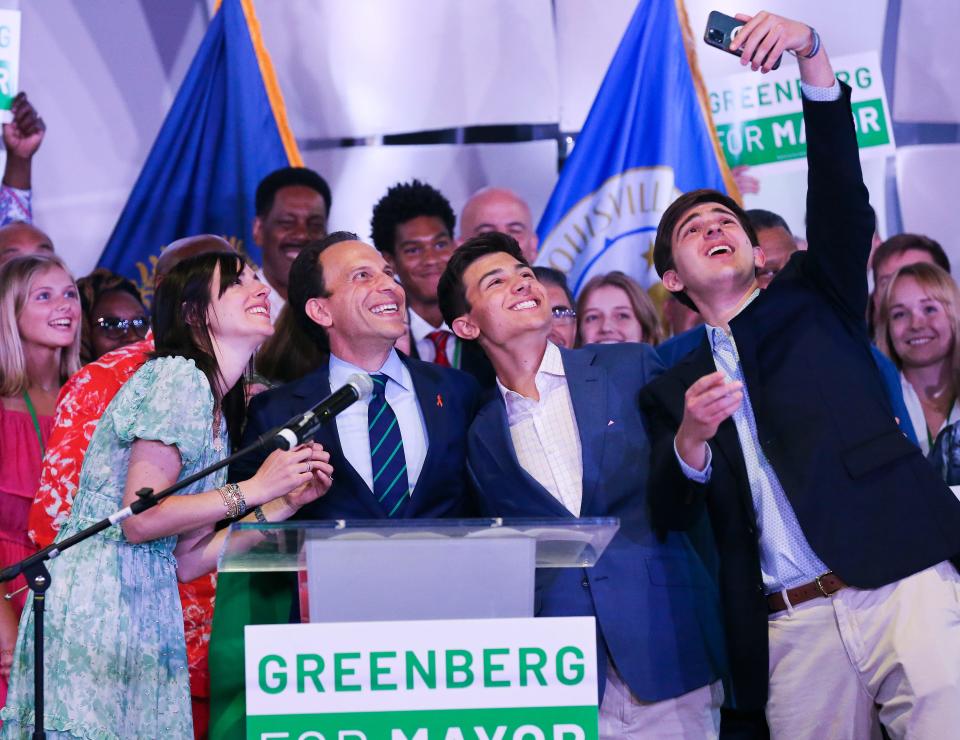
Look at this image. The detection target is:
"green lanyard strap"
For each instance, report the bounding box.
[22,389,45,459]
[452,336,463,370]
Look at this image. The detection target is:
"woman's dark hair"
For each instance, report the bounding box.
[255,303,328,385]
[76,268,145,363]
[151,252,248,449]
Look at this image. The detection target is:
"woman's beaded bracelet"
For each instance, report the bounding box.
[218,483,247,519]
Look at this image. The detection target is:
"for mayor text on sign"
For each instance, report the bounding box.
[707,51,895,169]
[244,617,599,740]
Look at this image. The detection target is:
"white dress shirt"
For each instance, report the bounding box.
[329,350,428,495]
[676,291,829,593]
[497,342,583,516]
[408,308,458,366]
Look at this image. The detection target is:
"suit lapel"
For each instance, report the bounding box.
[729,304,763,417]
[403,357,441,510]
[476,396,572,518]
[672,336,755,522]
[560,348,606,516]
[294,363,382,517]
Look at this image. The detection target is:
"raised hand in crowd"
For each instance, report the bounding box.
[2,92,46,189]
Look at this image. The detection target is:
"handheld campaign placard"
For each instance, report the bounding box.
[708,51,895,171]
[244,617,599,740]
[0,8,19,119]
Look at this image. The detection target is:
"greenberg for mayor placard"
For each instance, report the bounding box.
[244,617,599,740]
[708,51,895,170]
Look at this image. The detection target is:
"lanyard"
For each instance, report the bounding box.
[22,389,45,459]
[452,336,462,370]
[927,397,957,451]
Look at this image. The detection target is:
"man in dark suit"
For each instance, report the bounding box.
[214,232,480,736]
[233,230,480,519]
[437,233,726,738]
[370,179,496,387]
[639,12,960,738]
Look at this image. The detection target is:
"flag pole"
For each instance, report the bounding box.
[675,0,742,203]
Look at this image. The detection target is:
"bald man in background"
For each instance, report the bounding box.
[0,222,54,265]
[459,186,539,263]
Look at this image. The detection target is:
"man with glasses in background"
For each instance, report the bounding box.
[534,266,577,348]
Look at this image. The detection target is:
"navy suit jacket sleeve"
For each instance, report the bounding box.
[798,83,875,322]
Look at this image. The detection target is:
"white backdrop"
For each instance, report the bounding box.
[11,0,955,278]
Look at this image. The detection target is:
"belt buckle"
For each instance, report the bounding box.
[814,573,832,598]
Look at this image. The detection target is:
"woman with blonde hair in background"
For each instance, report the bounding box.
[576,270,662,347]
[0,253,80,715]
[875,261,960,455]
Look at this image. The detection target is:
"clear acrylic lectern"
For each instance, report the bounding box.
[218,517,620,622]
[209,518,618,738]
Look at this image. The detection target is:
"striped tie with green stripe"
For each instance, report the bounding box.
[367,373,410,517]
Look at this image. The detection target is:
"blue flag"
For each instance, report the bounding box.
[535,0,737,294]
[98,0,301,301]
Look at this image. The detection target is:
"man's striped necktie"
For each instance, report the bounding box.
[368,373,410,517]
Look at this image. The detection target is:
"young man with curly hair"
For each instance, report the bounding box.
[371,180,495,387]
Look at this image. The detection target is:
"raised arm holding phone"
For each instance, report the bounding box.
[640,10,960,739]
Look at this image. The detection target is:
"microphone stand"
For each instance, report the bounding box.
[0,422,302,739]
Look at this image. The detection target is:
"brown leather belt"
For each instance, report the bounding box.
[767,572,847,613]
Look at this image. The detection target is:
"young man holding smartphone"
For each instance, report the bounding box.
[640,11,960,739]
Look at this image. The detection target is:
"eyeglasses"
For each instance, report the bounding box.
[96,316,150,339]
[551,307,577,325]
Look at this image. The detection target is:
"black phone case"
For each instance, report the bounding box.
[704,10,782,71]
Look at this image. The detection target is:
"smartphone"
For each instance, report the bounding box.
[704,10,781,71]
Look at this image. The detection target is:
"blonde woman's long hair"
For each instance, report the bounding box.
[0,253,81,396]
[875,262,960,400]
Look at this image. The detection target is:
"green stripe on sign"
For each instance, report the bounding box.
[247,705,598,739]
[715,98,890,167]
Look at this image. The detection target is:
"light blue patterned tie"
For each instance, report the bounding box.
[368,374,410,517]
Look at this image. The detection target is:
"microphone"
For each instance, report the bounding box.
[268,373,374,450]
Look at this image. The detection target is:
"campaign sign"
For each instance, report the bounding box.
[245,617,598,740]
[708,51,895,171]
[0,9,20,113]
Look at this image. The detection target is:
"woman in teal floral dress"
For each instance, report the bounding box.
[1,253,334,739]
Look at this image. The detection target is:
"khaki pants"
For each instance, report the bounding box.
[599,661,722,739]
[767,561,960,739]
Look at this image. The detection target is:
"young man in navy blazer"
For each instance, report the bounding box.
[437,232,726,738]
[233,231,480,519]
[640,11,960,738]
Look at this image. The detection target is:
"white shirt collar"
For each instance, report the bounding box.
[496,341,565,402]
[329,348,411,392]
[706,287,761,345]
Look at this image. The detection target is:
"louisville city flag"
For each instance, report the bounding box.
[535,0,738,294]
[97,0,302,300]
